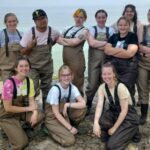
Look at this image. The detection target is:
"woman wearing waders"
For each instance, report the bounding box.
[93,62,140,150]
[86,9,115,115]
[137,9,150,125]
[0,56,44,150]
[45,65,86,146]
[105,16,138,106]
[61,8,88,96]
[0,13,22,82]
[112,4,142,34]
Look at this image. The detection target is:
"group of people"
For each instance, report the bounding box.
[0,3,150,150]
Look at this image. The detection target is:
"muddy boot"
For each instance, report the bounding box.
[86,97,93,116]
[140,104,149,125]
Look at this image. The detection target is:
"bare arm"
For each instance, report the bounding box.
[57,29,88,47]
[104,43,124,55]
[20,38,37,55]
[64,95,86,109]
[93,88,105,137]
[87,33,107,50]
[113,44,138,58]
[3,96,37,113]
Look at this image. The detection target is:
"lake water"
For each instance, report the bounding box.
[0,3,150,76]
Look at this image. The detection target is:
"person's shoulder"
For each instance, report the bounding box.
[99,83,105,90]
[118,82,128,91]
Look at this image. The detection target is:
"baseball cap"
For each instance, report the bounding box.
[32,9,47,20]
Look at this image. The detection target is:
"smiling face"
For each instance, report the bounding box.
[124,7,135,21]
[102,66,116,85]
[59,68,72,87]
[5,15,18,31]
[95,12,107,27]
[34,16,48,31]
[117,18,130,36]
[16,60,30,77]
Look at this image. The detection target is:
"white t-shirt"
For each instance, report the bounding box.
[62,26,85,38]
[46,83,81,105]
[88,26,115,38]
[20,27,60,47]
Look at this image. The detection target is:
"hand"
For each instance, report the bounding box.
[63,103,69,117]
[27,38,37,50]
[145,53,150,58]
[27,103,38,112]
[93,123,101,137]
[108,126,116,136]
[70,127,78,135]
[30,111,38,127]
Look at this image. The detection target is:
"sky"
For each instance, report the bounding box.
[0,0,149,7]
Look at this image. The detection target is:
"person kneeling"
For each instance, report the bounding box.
[93,62,141,150]
[45,65,86,146]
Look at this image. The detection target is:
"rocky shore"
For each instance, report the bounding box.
[0,80,150,150]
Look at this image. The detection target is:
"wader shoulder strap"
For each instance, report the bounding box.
[26,77,30,97]
[54,84,72,103]
[9,77,30,100]
[32,27,35,40]
[133,24,137,34]
[9,78,17,99]
[93,26,98,39]
[71,26,84,38]
[3,28,9,57]
[54,84,61,103]
[16,29,22,39]
[142,25,147,45]
[105,82,120,106]
[64,26,74,38]
[47,26,52,45]
[106,26,109,40]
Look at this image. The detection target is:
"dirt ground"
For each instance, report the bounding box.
[0,80,150,150]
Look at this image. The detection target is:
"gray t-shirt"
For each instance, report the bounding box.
[46,83,80,105]
[0,29,23,47]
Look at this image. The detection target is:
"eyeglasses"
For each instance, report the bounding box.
[61,73,71,77]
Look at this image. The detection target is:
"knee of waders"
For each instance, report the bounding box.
[15,136,29,149]
[61,135,75,147]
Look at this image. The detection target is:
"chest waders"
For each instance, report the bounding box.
[0,29,22,82]
[28,26,54,111]
[106,33,138,105]
[99,83,140,150]
[86,26,109,111]
[63,26,85,96]
[45,84,86,146]
[138,25,150,125]
[0,77,44,149]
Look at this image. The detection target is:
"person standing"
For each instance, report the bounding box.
[62,8,88,96]
[137,9,150,125]
[0,13,22,82]
[86,10,115,114]
[20,9,60,111]
[105,16,139,105]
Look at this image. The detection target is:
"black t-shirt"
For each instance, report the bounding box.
[108,32,138,49]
